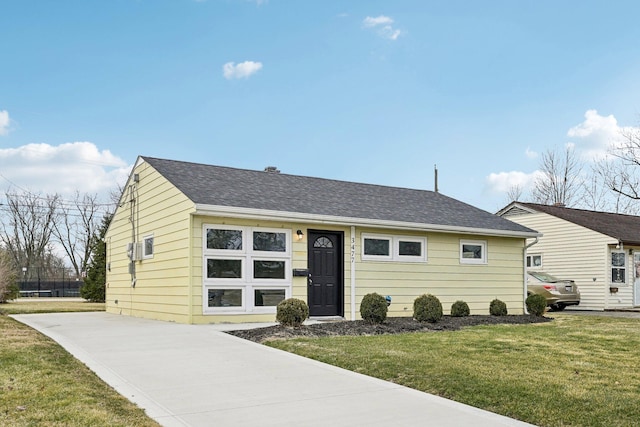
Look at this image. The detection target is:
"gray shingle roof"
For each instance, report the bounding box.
[141,156,537,236]
[514,202,640,245]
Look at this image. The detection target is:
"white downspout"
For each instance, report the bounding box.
[350,226,356,321]
[523,237,539,314]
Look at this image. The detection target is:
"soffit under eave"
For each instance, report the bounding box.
[192,204,540,239]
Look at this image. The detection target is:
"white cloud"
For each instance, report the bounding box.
[0,142,131,201]
[223,61,263,80]
[363,15,403,40]
[485,170,541,194]
[525,147,538,159]
[566,109,632,159]
[363,15,394,27]
[0,110,10,135]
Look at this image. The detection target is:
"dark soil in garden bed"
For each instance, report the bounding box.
[226,315,552,343]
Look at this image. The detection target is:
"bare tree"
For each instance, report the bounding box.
[587,160,640,214]
[0,191,60,278]
[52,191,102,277]
[598,126,640,203]
[531,145,583,206]
[506,184,525,204]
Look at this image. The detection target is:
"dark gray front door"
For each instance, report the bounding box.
[308,230,343,317]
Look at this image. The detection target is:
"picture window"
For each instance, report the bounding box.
[203,225,291,313]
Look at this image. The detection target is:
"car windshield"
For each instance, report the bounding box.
[528,271,561,282]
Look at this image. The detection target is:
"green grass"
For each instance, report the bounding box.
[0,299,105,315]
[268,314,640,427]
[0,299,159,427]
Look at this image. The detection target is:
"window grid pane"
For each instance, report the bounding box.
[207,259,242,278]
[208,289,242,307]
[253,260,286,279]
[207,229,242,250]
[462,244,482,259]
[399,241,421,257]
[253,232,286,252]
[254,289,286,307]
[364,238,390,256]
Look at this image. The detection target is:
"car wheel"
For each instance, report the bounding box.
[550,303,566,311]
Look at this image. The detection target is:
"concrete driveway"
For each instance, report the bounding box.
[12,312,535,427]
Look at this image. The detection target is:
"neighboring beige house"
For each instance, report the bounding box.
[105,156,539,324]
[498,202,640,311]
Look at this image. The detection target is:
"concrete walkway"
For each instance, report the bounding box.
[12,312,535,427]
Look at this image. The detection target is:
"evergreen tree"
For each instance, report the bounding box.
[80,213,112,302]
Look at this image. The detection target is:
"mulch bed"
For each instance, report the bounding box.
[226,315,552,343]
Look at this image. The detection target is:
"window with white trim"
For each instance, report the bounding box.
[362,234,427,262]
[143,235,154,259]
[526,254,542,269]
[203,225,290,313]
[460,240,487,264]
[611,250,626,284]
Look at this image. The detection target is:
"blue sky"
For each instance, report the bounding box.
[1,0,640,213]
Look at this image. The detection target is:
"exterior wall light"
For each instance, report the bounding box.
[296,230,304,241]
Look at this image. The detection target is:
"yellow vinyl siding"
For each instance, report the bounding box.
[506,212,616,310]
[106,160,194,323]
[353,230,525,317]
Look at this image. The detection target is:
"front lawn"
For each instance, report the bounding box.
[268,314,640,427]
[0,300,158,427]
[0,299,105,315]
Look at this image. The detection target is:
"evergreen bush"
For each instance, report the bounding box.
[413,293,443,323]
[276,298,309,327]
[526,294,547,317]
[450,300,470,317]
[489,298,508,316]
[360,293,388,324]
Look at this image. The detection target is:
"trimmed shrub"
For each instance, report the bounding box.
[489,298,508,316]
[360,293,388,324]
[413,294,443,323]
[526,293,547,317]
[276,298,309,327]
[450,300,470,317]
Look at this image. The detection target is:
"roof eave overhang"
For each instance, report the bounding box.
[193,204,541,239]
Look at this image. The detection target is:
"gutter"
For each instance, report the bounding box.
[523,237,540,314]
[193,204,541,239]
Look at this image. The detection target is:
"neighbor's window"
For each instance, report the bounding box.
[203,225,291,313]
[143,235,154,259]
[526,254,542,269]
[460,240,487,264]
[362,234,427,262]
[611,250,626,284]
